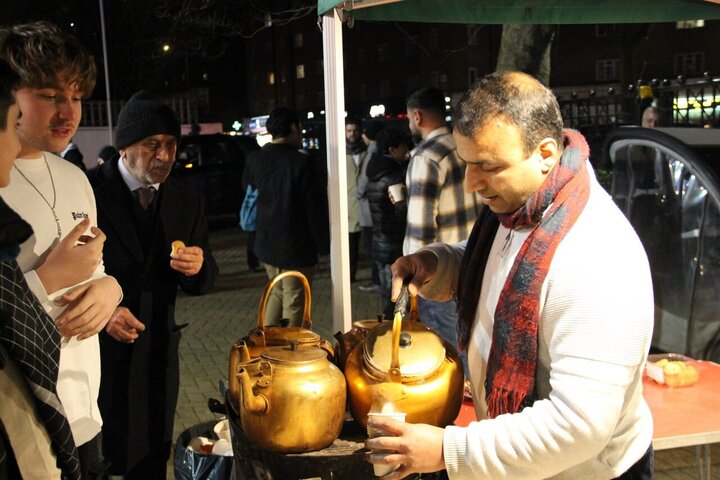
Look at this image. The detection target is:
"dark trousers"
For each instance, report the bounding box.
[349,231,361,282]
[613,445,654,480]
[246,231,260,270]
[78,433,108,480]
[125,440,171,479]
[361,226,380,285]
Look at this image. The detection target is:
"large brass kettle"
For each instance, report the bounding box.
[234,341,347,453]
[344,289,464,429]
[229,271,334,405]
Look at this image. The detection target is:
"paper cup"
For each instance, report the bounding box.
[213,419,231,443]
[367,412,406,477]
[388,183,405,203]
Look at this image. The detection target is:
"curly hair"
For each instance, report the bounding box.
[454,71,562,155]
[0,21,96,95]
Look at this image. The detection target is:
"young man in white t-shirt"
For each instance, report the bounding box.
[0,21,121,479]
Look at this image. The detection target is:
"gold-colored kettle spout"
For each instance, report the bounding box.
[237,368,268,415]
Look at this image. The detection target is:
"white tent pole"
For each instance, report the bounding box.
[322,8,353,334]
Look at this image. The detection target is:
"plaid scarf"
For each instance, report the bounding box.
[456,129,591,418]
[0,198,81,479]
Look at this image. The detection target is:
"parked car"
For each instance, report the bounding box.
[172,133,260,217]
[605,126,720,362]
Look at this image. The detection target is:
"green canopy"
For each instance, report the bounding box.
[318,0,720,24]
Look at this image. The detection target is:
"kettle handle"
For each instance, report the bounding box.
[388,311,403,383]
[394,284,420,322]
[257,270,312,331]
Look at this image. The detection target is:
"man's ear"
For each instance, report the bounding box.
[536,137,560,173]
[118,148,126,159]
[412,109,423,127]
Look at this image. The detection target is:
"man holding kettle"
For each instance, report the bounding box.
[367,71,654,479]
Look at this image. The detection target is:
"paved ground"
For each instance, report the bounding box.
[171,224,720,479]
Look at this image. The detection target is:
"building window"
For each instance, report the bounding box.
[595,59,619,82]
[296,64,305,79]
[676,20,705,29]
[468,67,478,86]
[268,72,275,85]
[294,33,304,48]
[431,71,447,87]
[674,52,705,75]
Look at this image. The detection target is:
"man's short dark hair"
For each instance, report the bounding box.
[345,116,362,128]
[406,87,446,119]
[0,21,96,95]
[266,107,299,138]
[0,59,19,131]
[454,71,563,155]
[376,128,410,156]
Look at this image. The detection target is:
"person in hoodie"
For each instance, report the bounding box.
[365,128,412,319]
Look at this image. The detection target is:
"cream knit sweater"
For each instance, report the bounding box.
[422,174,654,479]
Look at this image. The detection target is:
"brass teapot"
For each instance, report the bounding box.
[229,270,334,405]
[344,288,464,429]
[234,341,347,453]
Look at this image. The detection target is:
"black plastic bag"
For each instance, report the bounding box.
[174,420,233,480]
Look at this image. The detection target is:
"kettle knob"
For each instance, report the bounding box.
[289,340,299,351]
[399,332,412,348]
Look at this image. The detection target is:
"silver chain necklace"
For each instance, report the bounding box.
[13,153,62,240]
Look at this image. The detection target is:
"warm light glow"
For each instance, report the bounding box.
[307,112,315,119]
[369,104,386,117]
[162,44,171,52]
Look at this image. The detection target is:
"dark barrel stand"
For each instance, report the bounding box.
[226,394,373,479]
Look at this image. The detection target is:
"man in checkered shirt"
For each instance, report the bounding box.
[403,86,480,368]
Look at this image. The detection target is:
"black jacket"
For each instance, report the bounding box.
[87,158,218,474]
[244,143,329,268]
[366,153,407,264]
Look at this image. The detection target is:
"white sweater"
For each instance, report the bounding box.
[423,175,654,479]
[0,153,105,446]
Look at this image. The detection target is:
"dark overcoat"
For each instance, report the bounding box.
[87,158,218,474]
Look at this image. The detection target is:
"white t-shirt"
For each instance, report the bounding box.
[0,152,105,446]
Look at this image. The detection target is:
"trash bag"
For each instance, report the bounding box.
[174,420,233,480]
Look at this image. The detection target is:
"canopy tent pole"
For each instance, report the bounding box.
[322,8,353,334]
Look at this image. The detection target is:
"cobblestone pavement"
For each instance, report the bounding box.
[171,225,719,479]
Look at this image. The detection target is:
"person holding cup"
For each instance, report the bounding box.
[367,72,654,479]
[364,128,412,320]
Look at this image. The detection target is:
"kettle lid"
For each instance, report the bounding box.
[251,325,322,346]
[261,342,327,364]
[363,320,446,382]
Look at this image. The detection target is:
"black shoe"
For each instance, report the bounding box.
[358,283,380,293]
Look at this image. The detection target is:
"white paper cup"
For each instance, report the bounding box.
[367,412,406,477]
[388,183,405,203]
[213,419,231,443]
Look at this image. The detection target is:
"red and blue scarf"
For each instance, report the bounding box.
[456,129,591,418]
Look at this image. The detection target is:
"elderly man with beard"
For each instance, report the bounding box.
[87,90,218,479]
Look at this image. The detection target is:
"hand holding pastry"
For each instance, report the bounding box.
[170,241,204,277]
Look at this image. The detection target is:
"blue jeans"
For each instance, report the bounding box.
[376,261,394,320]
[418,296,468,377]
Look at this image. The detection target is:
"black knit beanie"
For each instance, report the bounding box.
[115,91,181,149]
